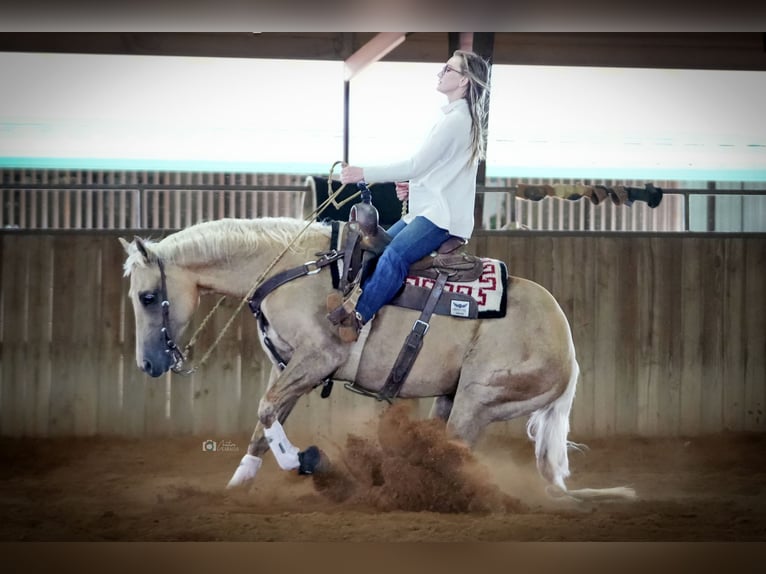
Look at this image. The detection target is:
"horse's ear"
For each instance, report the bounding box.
[118,237,131,254]
[133,236,152,262]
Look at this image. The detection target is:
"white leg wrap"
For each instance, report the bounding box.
[226,454,263,489]
[264,420,301,471]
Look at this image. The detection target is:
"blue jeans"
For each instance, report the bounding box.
[355,216,451,323]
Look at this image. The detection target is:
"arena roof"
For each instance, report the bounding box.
[0,33,764,71]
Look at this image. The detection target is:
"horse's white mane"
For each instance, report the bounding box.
[123,217,331,276]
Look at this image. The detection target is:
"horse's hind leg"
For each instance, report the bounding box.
[444,363,563,449]
[429,394,454,422]
[443,381,496,447]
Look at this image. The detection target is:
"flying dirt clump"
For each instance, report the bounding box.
[309,403,525,514]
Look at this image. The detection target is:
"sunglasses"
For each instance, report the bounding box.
[439,64,463,77]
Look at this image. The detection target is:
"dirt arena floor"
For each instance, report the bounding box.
[1,404,764,542]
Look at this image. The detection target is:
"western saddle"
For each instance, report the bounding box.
[327,182,484,402]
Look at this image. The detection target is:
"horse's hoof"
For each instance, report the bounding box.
[298,445,323,475]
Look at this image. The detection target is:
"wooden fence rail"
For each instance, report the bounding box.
[0,186,310,229]
[1,231,764,441]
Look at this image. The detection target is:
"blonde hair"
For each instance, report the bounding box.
[454,50,491,164]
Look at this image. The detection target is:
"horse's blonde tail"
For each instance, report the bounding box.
[526,355,579,492]
[526,351,637,502]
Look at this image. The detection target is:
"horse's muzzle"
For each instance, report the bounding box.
[141,357,169,378]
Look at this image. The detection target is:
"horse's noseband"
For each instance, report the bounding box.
[156,257,190,374]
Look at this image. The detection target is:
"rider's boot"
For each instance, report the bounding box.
[326,290,364,343]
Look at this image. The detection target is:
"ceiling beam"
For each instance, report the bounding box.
[0,32,350,60]
[0,33,763,71]
[342,33,408,162]
[343,32,407,80]
[492,33,766,71]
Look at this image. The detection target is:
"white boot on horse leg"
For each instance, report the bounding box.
[261,417,325,475]
[227,420,268,489]
[227,410,299,488]
[226,453,264,489]
[255,367,331,475]
[226,419,308,488]
[264,420,301,471]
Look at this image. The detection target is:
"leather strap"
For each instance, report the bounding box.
[248,250,343,317]
[340,228,360,293]
[329,221,341,289]
[377,271,449,403]
[156,257,188,372]
[247,249,344,399]
[248,252,343,363]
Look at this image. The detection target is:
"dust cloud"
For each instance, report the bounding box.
[307,403,526,513]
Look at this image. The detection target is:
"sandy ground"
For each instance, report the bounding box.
[1,404,764,542]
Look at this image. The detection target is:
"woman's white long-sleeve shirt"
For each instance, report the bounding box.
[362,98,478,239]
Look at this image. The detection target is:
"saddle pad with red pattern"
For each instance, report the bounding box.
[404,258,508,319]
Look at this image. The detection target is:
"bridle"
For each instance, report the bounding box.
[156,257,191,374]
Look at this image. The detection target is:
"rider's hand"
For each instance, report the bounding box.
[340,165,364,184]
[395,181,410,201]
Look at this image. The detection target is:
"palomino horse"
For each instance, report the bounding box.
[121,217,635,501]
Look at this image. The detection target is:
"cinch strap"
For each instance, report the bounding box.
[377,271,449,403]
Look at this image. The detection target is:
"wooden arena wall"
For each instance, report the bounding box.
[0,231,764,441]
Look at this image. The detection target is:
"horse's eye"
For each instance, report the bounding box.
[139,292,158,307]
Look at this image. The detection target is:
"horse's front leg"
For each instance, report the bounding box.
[227,348,342,488]
[245,365,284,456]
[257,347,343,472]
[226,366,300,489]
[226,396,302,489]
[256,345,341,428]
